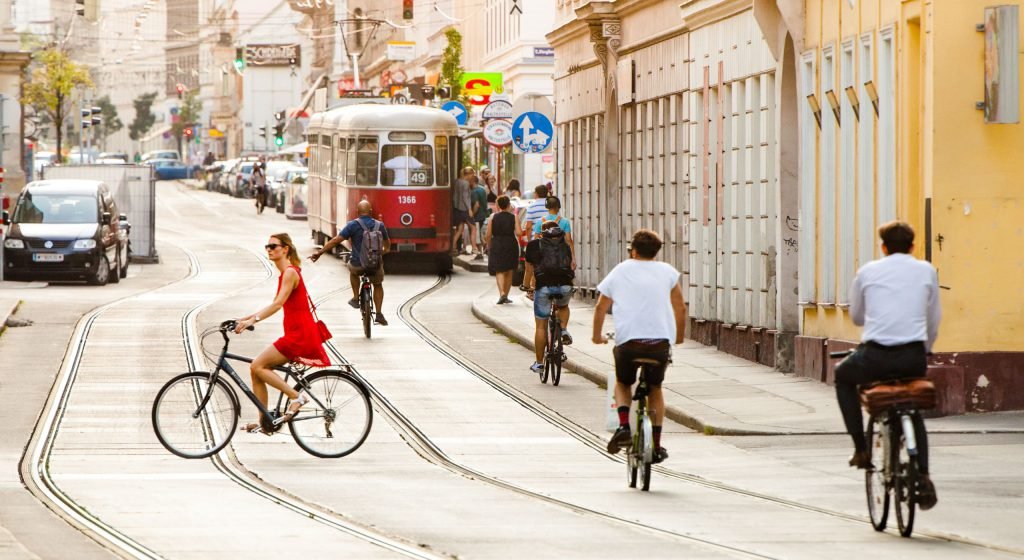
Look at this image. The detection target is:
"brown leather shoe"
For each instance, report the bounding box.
[848,450,872,469]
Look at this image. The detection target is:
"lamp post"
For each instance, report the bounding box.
[335,18,382,90]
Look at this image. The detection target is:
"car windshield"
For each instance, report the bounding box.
[241,164,254,173]
[12,193,98,224]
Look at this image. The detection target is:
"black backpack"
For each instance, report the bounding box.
[535,229,573,282]
[357,219,384,269]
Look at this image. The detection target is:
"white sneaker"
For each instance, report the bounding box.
[529,362,543,373]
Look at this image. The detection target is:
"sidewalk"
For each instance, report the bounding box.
[470,280,1024,435]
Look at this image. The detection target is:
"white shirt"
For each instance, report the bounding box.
[597,259,681,346]
[383,156,425,185]
[849,253,942,351]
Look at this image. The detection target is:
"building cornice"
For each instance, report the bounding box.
[547,0,617,48]
[679,0,752,30]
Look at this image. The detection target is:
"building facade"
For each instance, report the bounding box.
[548,0,800,368]
[795,0,1024,413]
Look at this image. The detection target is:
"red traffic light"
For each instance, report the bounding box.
[176,83,185,94]
[403,0,413,19]
[183,127,194,137]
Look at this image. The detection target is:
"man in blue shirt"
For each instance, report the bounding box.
[310,200,392,325]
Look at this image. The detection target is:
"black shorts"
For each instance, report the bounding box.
[613,339,671,386]
[453,209,469,226]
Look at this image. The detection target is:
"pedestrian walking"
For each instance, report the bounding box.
[451,167,474,255]
[592,228,687,464]
[470,176,489,260]
[486,195,523,304]
[253,160,268,214]
[233,233,328,433]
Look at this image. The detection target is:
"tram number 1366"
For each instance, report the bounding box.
[398,196,417,204]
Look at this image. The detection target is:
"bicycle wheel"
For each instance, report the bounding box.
[638,412,653,491]
[894,423,917,537]
[289,370,374,458]
[540,329,551,384]
[865,415,890,531]
[551,322,563,387]
[152,372,239,459]
[361,287,372,339]
[627,431,639,489]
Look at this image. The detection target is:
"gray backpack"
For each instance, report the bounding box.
[357,219,384,269]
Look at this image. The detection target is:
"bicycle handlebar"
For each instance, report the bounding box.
[219,319,255,333]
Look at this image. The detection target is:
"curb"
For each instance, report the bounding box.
[470,299,815,436]
[0,299,22,337]
[453,256,488,273]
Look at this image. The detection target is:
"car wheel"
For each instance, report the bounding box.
[90,254,110,286]
[110,251,122,284]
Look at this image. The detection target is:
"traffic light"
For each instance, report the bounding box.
[176,83,186,99]
[403,0,413,20]
[437,86,451,99]
[90,106,101,127]
[234,47,245,72]
[273,123,285,147]
[183,127,194,139]
[75,0,97,21]
[258,125,267,139]
[274,110,285,121]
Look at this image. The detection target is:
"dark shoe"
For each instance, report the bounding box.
[347,298,359,309]
[607,425,632,454]
[374,313,389,326]
[916,475,938,510]
[561,331,573,345]
[848,450,872,469]
[473,253,485,261]
[498,296,512,304]
[652,447,669,464]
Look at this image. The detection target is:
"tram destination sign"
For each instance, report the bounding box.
[245,44,301,67]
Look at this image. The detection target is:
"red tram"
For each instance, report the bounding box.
[306,103,461,271]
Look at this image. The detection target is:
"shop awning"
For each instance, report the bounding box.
[280,141,308,155]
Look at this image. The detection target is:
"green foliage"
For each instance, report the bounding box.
[440,28,471,113]
[22,48,93,162]
[128,92,158,141]
[95,95,123,149]
[171,90,202,140]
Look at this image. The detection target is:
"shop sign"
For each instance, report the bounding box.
[460,72,504,106]
[482,99,513,119]
[533,47,554,57]
[387,41,416,61]
[245,44,301,67]
[483,119,513,146]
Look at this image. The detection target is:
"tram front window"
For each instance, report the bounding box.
[381,144,433,186]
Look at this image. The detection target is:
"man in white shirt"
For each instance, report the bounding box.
[836,220,940,509]
[383,155,426,186]
[592,229,687,464]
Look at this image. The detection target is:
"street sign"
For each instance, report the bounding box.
[442,101,468,125]
[387,41,415,61]
[483,119,513,146]
[482,99,513,119]
[511,111,553,153]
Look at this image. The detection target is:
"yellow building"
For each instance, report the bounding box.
[795,0,1024,413]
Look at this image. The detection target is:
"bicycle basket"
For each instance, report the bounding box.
[860,378,937,415]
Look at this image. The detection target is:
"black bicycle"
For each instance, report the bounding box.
[152,320,373,459]
[626,356,662,491]
[831,350,936,537]
[342,252,374,339]
[540,289,572,386]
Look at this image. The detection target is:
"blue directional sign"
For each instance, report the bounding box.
[442,100,468,126]
[512,111,553,153]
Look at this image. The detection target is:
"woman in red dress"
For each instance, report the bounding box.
[234,232,329,432]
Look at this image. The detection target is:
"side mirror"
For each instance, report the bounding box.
[101,211,111,225]
[2,210,9,226]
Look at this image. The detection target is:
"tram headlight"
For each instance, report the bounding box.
[400,212,414,226]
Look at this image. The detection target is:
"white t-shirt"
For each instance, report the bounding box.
[597,259,681,346]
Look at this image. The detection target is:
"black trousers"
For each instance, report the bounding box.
[834,341,930,473]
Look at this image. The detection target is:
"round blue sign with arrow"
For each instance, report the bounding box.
[512,111,553,153]
[441,100,468,126]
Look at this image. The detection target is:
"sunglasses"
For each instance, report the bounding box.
[265,243,282,250]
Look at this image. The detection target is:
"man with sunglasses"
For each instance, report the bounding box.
[310,200,391,325]
[592,229,687,464]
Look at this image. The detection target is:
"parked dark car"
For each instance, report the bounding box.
[2,180,131,285]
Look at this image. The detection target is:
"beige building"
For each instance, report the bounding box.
[548,0,801,368]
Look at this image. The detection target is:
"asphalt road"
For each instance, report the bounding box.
[0,181,1020,559]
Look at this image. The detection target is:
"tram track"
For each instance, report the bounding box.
[22,241,446,560]
[398,274,1024,559]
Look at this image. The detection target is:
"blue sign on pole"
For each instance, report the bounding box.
[441,100,468,126]
[511,111,553,153]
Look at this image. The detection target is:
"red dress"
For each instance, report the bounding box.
[272,266,330,367]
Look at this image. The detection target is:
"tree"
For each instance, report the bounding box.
[171,90,202,157]
[22,48,93,163]
[440,28,471,112]
[95,95,123,151]
[128,92,158,142]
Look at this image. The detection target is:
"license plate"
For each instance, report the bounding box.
[396,243,417,252]
[33,253,64,262]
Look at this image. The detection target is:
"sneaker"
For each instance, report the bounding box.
[529,362,543,374]
[652,447,669,464]
[496,297,505,305]
[916,475,938,510]
[607,425,632,454]
[561,331,573,345]
[374,313,389,326]
[498,296,512,304]
[347,298,359,309]
[848,450,872,469]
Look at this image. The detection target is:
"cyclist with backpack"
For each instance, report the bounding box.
[524,216,576,374]
[309,200,391,326]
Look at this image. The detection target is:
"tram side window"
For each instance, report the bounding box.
[356,137,379,186]
[435,136,449,186]
[320,135,333,179]
[308,135,318,175]
[335,138,348,181]
[381,144,433,186]
[346,137,357,184]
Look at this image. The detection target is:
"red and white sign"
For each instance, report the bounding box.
[483,120,513,146]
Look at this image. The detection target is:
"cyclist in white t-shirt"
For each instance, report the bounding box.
[592,229,687,464]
